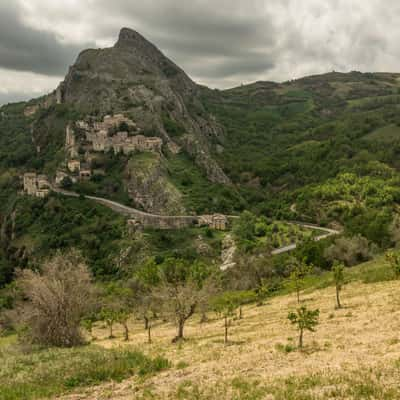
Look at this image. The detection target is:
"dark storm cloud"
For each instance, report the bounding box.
[0,2,94,76]
[97,0,278,80]
[2,0,400,106]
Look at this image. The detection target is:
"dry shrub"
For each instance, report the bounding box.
[14,249,96,347]
[324,235,373,266]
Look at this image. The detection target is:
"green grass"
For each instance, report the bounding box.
[143,226,224,262]
[0,344,170,400]
[364,124,400,142]
[272,253,396,299]
[166,153,245,214]
[254,222,316,249]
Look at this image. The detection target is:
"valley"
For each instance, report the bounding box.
[2,26,400,400]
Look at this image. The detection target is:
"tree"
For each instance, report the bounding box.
[385,250,400,279]
[232,211,258,250]
[13,250,96,347]
[389,213,400,245]
[99,308,119,339]
[212,292,240,344]
[255,279,270,307]
[129,258,161,338]
[288,306,319,349]
[81,312,98,341]
[324,235,372,266]
[100,283,133,340]
[153,258,215,342]
[332,262,345,309]
[60,176,73,190]
[287,258,312,304]
[139,295,158,344]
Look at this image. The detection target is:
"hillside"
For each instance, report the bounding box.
[2,29,400,297]
[3,25,400,400]
[2,257,400,399]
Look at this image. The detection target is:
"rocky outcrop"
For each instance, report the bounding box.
[124,153,185,215]
[54,27,230,185]
[220,234,237,271]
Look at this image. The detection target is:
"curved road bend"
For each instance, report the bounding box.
[52,187,340,255]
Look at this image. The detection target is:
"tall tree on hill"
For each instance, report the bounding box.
[153,258,217,342]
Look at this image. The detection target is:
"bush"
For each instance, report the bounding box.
[324,235,373,266]
[13,250,97,347]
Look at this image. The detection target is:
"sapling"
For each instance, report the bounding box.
[288,306,319,349]
[288,259,312,304]
[332,261,345,309]
[213,292,240,344]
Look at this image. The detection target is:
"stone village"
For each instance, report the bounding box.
[22,113,229,231]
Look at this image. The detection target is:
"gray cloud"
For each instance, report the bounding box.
[0,2,94,76]
[2,0,400,105]
[0,90,38,106]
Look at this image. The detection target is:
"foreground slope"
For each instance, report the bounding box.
[49,259,400,400]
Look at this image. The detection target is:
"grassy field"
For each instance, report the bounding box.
[364,124,400,143]
[2,256,400,400]
[57,257,400,399]
[0,342,169,400]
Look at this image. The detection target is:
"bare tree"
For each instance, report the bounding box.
[13,250,96,347]
[332,262,345,309]
[100,283,133,340]
[153,258,216,342]
[136,294,158,344]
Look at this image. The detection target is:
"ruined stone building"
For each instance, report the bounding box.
[24,105,39,117]
[65,124,79,158]
[23,173,50,198]
[198,214,228,230]
[67,160,81,173]
[69,114,163,156]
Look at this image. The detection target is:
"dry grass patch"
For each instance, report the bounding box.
[53,278,400,399]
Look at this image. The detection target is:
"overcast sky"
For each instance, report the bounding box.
[1,0,400,105]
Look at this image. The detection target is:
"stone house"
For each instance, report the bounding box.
[79,164,92,180]
[23,173,50,198]
[198,214,228,230]
[65,125,78,158]
[74,114,162,156]
[210,214,228,230]
[67,160,81,173]
[24,105,39,117]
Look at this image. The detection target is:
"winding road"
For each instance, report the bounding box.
[51,187,340,255]
[271,224,340,255]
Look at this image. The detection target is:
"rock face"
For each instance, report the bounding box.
[220,234,237,271]
[124,153,185,215]
[56,27,230,185]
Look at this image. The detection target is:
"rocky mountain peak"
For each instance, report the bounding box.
[116,27,151,48]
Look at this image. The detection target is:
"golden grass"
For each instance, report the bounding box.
[56,278,400,399]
